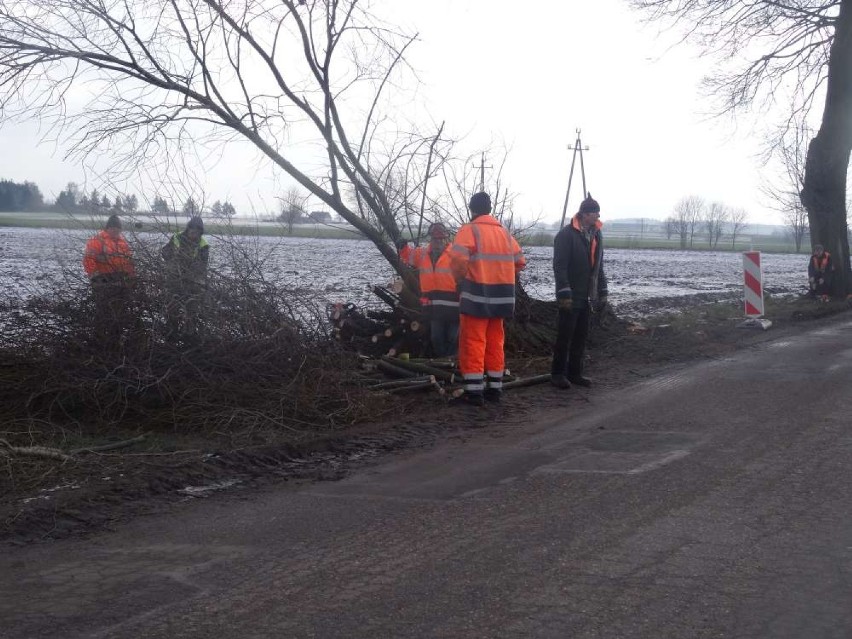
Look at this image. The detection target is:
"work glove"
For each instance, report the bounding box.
[558,297,573,311]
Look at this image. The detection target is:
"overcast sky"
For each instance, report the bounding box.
[0,0,792,225]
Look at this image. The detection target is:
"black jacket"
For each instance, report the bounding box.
[553,216,607,308]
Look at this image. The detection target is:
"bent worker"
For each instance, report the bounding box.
[808,243,833,302]
[161,216,209,339]
[405,222,460,357]
[449,192,526,406]
[551,193,608,389]
[82,214,136,338]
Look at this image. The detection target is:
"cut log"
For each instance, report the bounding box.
[501,374,551,390]
[386,380,435,393]
[409,358,456,369]
[376,359,420,379]
[372,285,400,308]
[370,375,435,390]
[381,355,456,383]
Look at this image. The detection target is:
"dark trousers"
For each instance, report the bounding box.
[91,275,132,342]
[551,306,590,377]
[430,318,459,358]
[809,273,833,296]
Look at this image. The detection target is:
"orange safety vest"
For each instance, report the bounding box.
[398,243,413,265]
[83,230,135,279]
[407,245,459,318]
[450,215,526,318]
[811,252,832,273]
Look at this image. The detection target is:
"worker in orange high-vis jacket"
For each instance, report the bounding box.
[808,243,833,301]
[550,193,607,390]
[449,192,526,406]
[83,214,136,338]
[405,222,460,357]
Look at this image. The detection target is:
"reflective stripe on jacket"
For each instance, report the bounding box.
[450,215,526,318]
[168,233,209,258]
[162,233,209,285]
[82,230,135,279]
[407,245,460,319]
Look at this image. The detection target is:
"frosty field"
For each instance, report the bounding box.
[0,226,807,318]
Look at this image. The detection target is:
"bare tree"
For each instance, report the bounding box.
[663,216,677,241]
[763,122,811,253]
[668,210,688,249]
[704,201,728,249]
[728,207,748,250]
[629,0,851,293]
[0,0,433,287]
[435,147,538,242]
[278,187,308,234]
[672,195,705,249]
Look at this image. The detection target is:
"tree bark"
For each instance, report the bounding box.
[801,0,852,296]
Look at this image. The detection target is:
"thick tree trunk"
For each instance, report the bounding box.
[801,0,852,296]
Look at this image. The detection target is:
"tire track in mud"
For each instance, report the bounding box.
[1,408,503,545]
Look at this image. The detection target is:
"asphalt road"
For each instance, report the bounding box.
[4,318,852,638]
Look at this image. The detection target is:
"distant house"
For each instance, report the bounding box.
[308,210,333,224]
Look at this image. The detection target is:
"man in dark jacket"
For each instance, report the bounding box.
[161,216,209,339]
[551,194,607,389]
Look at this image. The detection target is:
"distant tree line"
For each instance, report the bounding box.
[663,197,750,251]
[0,179,44,211]
[2,178,238,218]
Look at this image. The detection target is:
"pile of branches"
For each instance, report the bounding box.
[327,280,622,360]
[0,235,381,444]
[328,284,431,358]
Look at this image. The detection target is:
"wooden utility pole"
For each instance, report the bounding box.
[559,130,590,229]
[473,153,492,192]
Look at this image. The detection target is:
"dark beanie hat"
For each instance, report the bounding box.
[469,191,492,216]
[186,216,204,234]
[578,193,600,215]
[105,214,122,230]
[428,222,449,239]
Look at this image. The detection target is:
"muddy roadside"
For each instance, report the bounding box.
[2,294,848,545]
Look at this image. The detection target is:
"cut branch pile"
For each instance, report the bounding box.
[327,285,430,358]
[0,245,385,445]
[327,282,624,396]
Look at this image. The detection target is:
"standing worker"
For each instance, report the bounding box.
[405,222,460,357]
[82,214,136,337]
[449,192,526,406]
[808,243,833,302]
[161,216,209,339]
[551,193,608,389]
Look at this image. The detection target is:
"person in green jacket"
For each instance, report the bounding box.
[161,216,209,340]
